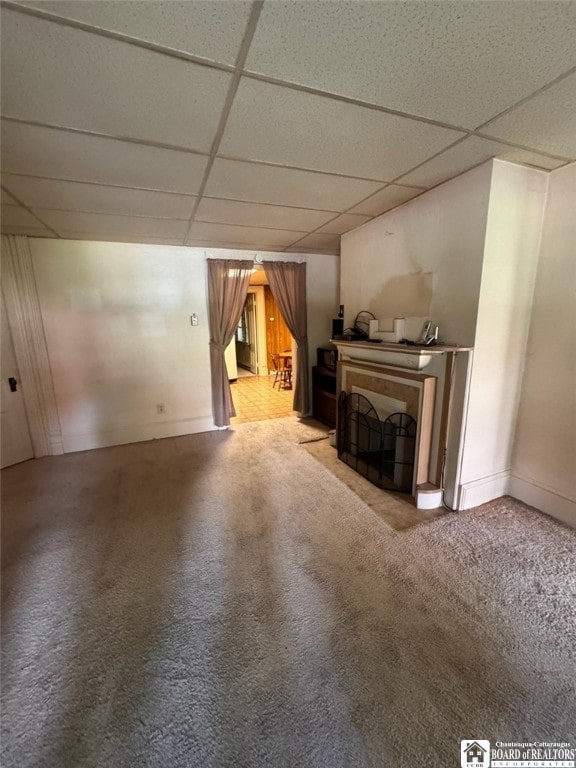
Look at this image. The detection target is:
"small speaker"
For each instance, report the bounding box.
[332,318,344,337]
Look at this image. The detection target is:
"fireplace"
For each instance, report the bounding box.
[338,391,417,492]
[333,338,474,506]
[336,356,437,495]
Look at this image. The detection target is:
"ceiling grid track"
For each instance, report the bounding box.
[182,0,264,245]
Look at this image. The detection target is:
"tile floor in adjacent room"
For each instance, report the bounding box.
[230,371,294,424]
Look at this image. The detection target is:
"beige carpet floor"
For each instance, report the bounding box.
[302,434,448,531]
[2,417,575,767]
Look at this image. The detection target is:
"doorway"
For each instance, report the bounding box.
[235,285,268,376]
[1,287,33,468]
[230,270,294,424]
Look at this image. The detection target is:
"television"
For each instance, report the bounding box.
[317,346,338,371]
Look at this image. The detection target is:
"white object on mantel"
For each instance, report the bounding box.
[369,317,405,342]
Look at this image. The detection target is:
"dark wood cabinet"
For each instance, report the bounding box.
[312,366,337,427]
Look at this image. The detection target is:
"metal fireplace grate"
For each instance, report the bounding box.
[337,391,417,493]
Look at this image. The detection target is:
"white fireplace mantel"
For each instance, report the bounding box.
[332,340,472,372]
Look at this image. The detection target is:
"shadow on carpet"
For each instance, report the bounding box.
[302,437,448,531]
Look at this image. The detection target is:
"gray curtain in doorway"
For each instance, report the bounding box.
[207,259,253,427]
[263,261,310,415]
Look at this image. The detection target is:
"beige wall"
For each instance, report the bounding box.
[511,163,576,526]
[30,240,338,452]
[459,161,548,504]
[341,161,493,346]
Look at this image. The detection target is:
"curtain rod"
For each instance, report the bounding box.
[205,253,305,264]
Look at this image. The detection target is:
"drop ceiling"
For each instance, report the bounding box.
[1,0,575,255]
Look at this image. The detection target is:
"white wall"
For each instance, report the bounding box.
[30,240,338,452]
[458,161,548,507]
[510,163,576,527]
[341,161,493,346]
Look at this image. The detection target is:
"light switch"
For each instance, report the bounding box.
[191,313,198,326]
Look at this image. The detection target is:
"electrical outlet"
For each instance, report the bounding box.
[157,404,165,414]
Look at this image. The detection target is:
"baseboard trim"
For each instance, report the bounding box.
[458,470,510,510]
[62,417,216,454]
[509,474,576,529]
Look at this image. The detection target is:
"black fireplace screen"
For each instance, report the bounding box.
[337,391,417,493]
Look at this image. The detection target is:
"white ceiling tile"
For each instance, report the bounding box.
[316,213,372,235]
[480,73,576,159]
[2,175,195,219]
[196,198,335,231]
[207,159,388,212]
[1,188,19,205]
[56,233,185,246]
[2,2,570,253]
[1,122,208,194]
[290,233,340,251]
[187,222,307,249]
[0,9,231,150]
[245,1,576,128]
[192,241,286,253]
[488,148,567,172]
[15,1,252,65]
[35,209,189,238]
[1,204,44,228]
[0,224,54,237]
[286,246,339,255]
[220,79,463,180]
[397,136,564,189]
[348,185,424,216]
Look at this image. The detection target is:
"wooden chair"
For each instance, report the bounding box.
[271,354,291,389]
[283,352,293,389]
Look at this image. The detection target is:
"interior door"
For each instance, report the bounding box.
[245,292,258,374]
[1,289,34,468]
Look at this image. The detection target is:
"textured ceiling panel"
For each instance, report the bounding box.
[206,158,383,212]
[1,122,209,194]
[316,214,372,235]
[1,224,53,237]
[480,73,576,159]
[1,204,44,228]
[186,221,307,249]
[347,185,425,217]
[220,78,464,180]
[0,9,231,151]
[1,1,574,251]
[397,136,561,189]
[246,0,576,128]
[2,175,195,219]
[196,198,335,232]
[482,146,567,171]
[1,188,18,205]
[35,209,189,238]
[288,247,339,255]
[55,233,185,246]
[14,0,252,65]
[289,233,340,252]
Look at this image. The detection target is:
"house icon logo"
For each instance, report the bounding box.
[461,740,490,767]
